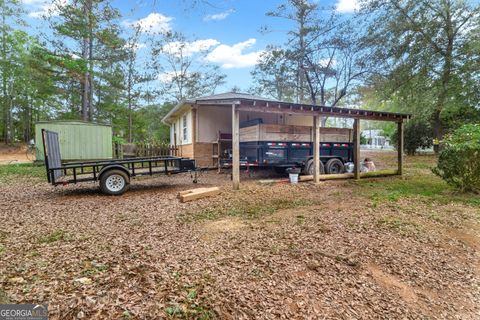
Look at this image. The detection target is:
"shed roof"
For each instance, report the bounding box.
[35,120,111,127]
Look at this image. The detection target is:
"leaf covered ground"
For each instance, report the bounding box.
[0,152,479,319]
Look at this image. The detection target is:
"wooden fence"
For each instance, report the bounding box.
[114,143,179,159]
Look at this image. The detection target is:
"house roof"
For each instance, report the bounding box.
[161,91,411,124]
[162,92,273,124]
[195,92,274,102]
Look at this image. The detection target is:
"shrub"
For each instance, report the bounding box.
[433,124,480,193]
[392,118,433,155]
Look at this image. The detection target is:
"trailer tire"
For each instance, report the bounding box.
[325,158,345,174]
[100,169,130,195]
[305,159,325,176]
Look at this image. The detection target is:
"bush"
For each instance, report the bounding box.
[433,124,480,193]
[392,118,433,155]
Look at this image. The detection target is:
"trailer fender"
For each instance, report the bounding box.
[98,165,131,182]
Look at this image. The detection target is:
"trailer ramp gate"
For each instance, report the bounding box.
[42,129,64,182]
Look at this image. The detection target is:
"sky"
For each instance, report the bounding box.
[19,0,359,94]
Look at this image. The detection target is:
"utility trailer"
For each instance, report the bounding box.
[221,141,354,175]
[42,129,197,195]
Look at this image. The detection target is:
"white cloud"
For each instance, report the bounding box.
[158,71,176,83]
[21,0,45,4]
[205,38,263,69]
[125,42,147,51]
[125,13,173,34]
[203,9,235,21]
[158,71,192,83]
[162,39,220,56]
[27,0,68,18]
[336,0,359,13]
[319,58,336,68]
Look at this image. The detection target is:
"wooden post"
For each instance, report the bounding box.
[397,120,404,176]
[313,115,320,183]
[232,103,240,190]
[192,107,197,144]
[353,118,361,180]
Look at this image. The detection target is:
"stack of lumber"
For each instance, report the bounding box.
[178,187,221,202]
[239,124,352,142]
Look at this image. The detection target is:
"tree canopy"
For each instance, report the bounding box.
[0,0,478,145]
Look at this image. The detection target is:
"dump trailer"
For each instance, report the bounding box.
[221,123,354,174]
[42,129,197,195]
[222,141,354,175]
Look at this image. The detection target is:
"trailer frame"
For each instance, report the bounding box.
[42,129,197,194]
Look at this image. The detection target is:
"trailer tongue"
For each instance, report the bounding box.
[42,129,197,195]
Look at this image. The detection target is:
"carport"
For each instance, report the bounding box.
[196,97,411,190]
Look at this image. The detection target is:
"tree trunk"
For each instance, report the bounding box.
[128,85,133,143]
[432,5,454,154]
[1,12,10,144]
[80,2,90,121]
[87,0,94,121]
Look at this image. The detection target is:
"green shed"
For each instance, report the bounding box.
[35,121,113,161]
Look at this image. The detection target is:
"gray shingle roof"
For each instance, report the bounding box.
[162,92,278,123]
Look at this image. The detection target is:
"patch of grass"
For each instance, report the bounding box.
[38,229,65,244]
[165,305,184,317]
[0,163,45,182]
[409,162,433,170]
[377,215,423,236]
[428,211,444,223]
[187,198,313,222]
[165,303,214,319]
[83,263,108,276]
[296,215,305,225]
[357,173,479,207]
[29,251,40,257]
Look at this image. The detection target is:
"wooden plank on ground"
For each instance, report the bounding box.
[258,178,290,185]
[179,187,221,202]
[300,169,399,181]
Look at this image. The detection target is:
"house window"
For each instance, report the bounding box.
[182,115,187,141]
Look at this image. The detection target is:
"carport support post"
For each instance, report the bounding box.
[354,118,361,180]
[232,103,240,190]
[397,120,404,176]
[313,115,320,183]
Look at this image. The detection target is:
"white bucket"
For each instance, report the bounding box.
[289,173,299,184]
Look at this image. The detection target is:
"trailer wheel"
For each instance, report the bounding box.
[305,159,325,176]
[325,158,345,174]
[100,169,129,195]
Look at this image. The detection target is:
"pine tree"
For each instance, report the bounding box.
[45,0,125,121]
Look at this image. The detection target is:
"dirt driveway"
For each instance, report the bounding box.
[0,144,32,165]
[0,153,479,319]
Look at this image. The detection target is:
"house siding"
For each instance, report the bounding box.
[197,106,231,143]
[194,142,214,168]
[169,109,192,145]
[178,143,194,158]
